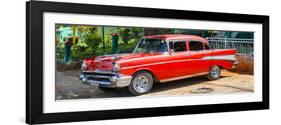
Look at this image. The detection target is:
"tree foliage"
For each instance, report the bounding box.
[73,26,103,58]
[56,24,143,61]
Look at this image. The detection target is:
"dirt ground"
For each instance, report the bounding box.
[55,70,253,100]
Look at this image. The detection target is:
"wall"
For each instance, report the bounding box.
[0,0,279,125]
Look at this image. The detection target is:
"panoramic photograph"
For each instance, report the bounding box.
[55,24,254,100]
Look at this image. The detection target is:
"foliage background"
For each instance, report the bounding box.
[56,24,143,62]
[56,24,254,63]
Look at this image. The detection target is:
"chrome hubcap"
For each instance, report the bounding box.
[210,66,220,78]
[133,75,150,93]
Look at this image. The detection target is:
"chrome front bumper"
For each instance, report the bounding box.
[79,70,132,88]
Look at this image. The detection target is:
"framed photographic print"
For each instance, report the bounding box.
[26,1,269,124]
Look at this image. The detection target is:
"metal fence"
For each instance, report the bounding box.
[206,37,254,54]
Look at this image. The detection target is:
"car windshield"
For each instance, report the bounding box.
[134,39,168,53]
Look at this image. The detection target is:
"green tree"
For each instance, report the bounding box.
[117,28,130,44]
[79,26,103,55]
[130,28,143,39]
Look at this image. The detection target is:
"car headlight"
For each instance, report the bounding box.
[81,61,87,70]
[113,62,120,72]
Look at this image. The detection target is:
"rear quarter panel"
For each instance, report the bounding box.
[209,49,237,69]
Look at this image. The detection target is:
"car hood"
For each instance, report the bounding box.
[95,53,162,61]
[84,53,163,71]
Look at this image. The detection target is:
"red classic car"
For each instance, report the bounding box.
[79,34,238,95]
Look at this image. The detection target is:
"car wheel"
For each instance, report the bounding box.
[128,71,154,96]
[207,65,221,80]
[98,86,116,91]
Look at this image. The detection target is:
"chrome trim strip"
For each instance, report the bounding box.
[203,54,237,61]
[85,74,113,79]
[160,72,208,83]
[82,69,117,74]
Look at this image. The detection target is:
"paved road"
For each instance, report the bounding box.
[55,70,253,100]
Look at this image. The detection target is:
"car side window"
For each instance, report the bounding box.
[169,41,187,52]
[189,41,204,51]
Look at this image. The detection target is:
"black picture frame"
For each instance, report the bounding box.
[26,1,269,124]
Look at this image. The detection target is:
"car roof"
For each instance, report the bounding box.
[143,34,208,43]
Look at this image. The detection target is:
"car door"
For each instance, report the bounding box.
[202,42,213,69]
[157,40,191,81]
[187,40,210,74]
